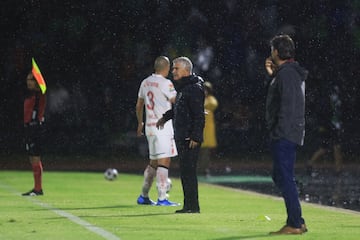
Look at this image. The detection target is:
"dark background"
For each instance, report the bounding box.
[1,0,360,165]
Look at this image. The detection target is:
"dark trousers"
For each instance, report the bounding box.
[270,138,305,228]
[177,140,200,211]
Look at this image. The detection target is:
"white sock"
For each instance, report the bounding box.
[157,166,169,201]
[141,165,156,198]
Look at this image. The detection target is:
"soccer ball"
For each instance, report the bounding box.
[166,178,172,193]
[104,168,118,181]
[157,178,172,193]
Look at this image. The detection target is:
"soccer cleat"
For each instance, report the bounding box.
[156,199,180,206]
[22,189,43,196]
[137,195,156,205]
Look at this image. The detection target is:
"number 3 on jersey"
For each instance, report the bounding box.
[146,91,155,110]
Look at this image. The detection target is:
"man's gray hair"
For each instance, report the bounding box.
[173,56,193,73]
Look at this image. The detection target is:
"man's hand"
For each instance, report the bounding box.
[156,117,166,130]
[189,139,199,149]
[137,122,144,136]
[265,57,276,76]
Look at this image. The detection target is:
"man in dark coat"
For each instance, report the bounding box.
[265,35,308,234]
[157,56,205,213]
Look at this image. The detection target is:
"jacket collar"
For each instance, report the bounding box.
[174,74,199,90]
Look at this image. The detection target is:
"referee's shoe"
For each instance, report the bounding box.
[22,189,44,196]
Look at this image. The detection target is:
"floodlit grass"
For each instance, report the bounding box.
[0,170,359,240]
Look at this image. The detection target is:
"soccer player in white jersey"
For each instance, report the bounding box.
[136,56,180,206]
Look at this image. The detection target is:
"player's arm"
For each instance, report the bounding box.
[136,98,145,136]
[169,96,176,104]
[157,82,176,129]
[163,80,176,104]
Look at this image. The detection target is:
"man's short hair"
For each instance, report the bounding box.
[173,56,193,73]
[270,35,295,60]
[154,56,170,72]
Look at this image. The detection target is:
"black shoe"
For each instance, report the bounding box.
[175,208,200,214]
[22,189,43,196]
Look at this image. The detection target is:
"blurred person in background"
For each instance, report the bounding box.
[22,71,46,196]
[199,81,218,177]
[307,85,344,176]
[265,35,308,235]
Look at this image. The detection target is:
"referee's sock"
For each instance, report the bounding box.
[31,160,43,191]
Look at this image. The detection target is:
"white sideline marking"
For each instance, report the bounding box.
[0,183,120,240]
[205,182,360,216]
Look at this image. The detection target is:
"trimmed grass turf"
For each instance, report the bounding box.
[0,170,359,240]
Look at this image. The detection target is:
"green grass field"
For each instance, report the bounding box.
[0,170,359,240]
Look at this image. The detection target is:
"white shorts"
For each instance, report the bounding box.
[146,135,178,160]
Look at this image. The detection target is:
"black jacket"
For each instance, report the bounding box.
[163,74,205,143]
[266,61,307,145]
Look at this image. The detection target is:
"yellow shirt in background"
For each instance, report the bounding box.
[202,95,218,148]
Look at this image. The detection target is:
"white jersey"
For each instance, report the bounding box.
[138,74,176,136]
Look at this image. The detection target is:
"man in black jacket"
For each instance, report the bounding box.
[265,35,308,235]
[157,56,205,213]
